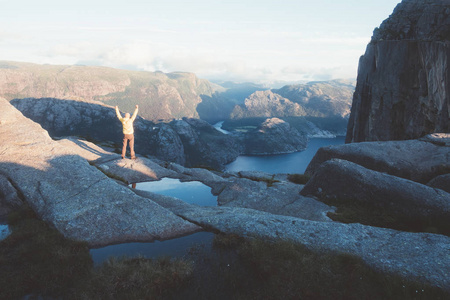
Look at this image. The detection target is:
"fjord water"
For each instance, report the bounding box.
[225,136,346,174]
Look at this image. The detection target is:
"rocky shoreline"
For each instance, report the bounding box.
[1,99,449,291]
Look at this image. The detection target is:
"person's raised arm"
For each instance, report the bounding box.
[131,105,139,121]
[115,106,122,120]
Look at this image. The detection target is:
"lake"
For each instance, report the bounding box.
[225,136,346,174]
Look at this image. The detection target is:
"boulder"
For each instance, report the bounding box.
[301,159,450,222]
[305,135,450,183]
[427,174,450,193]
[217,177,334,222]
[0,99,200,246]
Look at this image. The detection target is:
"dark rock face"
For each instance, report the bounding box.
[305,134,450,184]
[346,0,450,143]
[171,118,241,169]
[427,173,450,193]
[0,174,23,218]
[241,118,307,155]
[10,98,240,169]
[301,159,450,223]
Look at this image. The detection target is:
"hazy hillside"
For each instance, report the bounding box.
[230,79,355,120]
[0,61,224,121]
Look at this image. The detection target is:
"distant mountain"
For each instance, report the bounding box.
[0,61,355,126]
[274,79,355,118]
[0,61,224,122]
[230,79,355,120]
[230,90,307,119]
[196,81,267,123]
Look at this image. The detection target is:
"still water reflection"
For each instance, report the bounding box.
[90,179,217,263]
[90,231,214,266]
[133,178,217,206]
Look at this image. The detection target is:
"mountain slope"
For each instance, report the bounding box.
[230,80,355,120]
[0,61,224,121]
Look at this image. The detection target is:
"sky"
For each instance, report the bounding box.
[0,0,401,85]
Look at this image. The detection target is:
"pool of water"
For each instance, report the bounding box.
[90,231,214,266]
[133,178,217,206]
[89,179,218,263]
[0,223,10,241]
[225,136,346,174]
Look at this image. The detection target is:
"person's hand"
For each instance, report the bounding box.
[115,106,118,109]
[136,105,139,109]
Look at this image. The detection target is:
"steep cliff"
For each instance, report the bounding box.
[346,0,450,143]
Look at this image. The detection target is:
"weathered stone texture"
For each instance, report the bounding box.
[347,0,450,143]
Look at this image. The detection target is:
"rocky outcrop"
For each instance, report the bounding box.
[0,99,200,247]
[0,61,223,122]
[162,205,450,292]
[427,174,450,193]
[171,118,241,169]
[301,159,450,222]
[241,118,307,155]
[346,0,450,142]
[151,123,186,165]
[305,134,450,183]
[10,98,239,169]
[217,176,334,222]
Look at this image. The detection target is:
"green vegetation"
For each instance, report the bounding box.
[287,173,310,184]
[0,207,92,299]
[322,197,450,237]
[85,256,194,299]
[238,172,280,187]
[1,209,448,299]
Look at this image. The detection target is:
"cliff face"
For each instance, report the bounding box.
[346,0,450,143]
